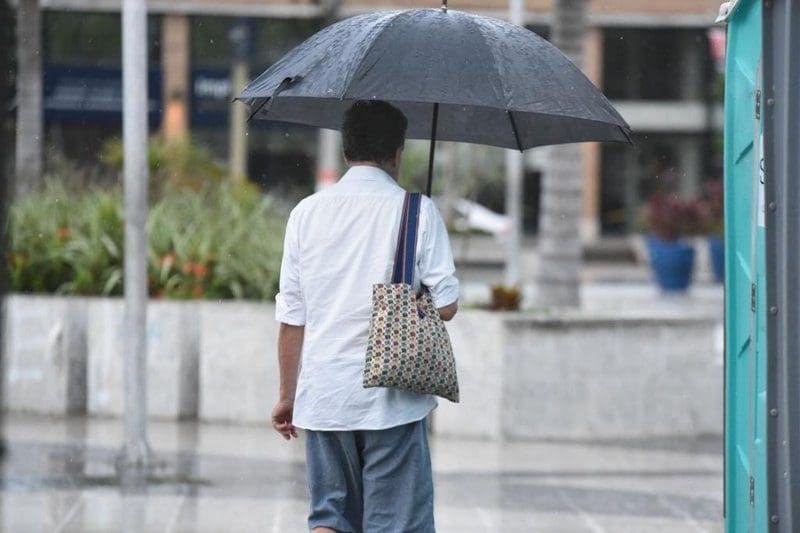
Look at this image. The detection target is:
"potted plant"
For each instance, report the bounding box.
[490,284,521,311]
[643,193,705,292]
[702,179,725,283]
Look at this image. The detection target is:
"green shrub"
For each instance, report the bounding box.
[101,135,226,200]
[7,180,286,301]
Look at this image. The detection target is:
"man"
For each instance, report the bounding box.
[271,100,459,533]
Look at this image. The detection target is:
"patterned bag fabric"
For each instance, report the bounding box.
[363,193,460,403]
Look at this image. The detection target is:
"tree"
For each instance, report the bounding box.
[15,0,43,197]
[534,0,587,308]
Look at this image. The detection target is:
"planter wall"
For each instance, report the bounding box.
[2,294,87,415]
[499,315,722,439]
[87,298,199,419]
[198,302,279,423]
[433,311,505,438]
[3,295,722,439]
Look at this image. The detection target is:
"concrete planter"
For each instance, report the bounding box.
[87,298,199,419]
[198,301,278,424]
[434,311,506,438]
[436,312,723,440]
[2,294,723,440]
[2,294,88,415]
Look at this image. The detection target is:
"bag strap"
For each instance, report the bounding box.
[391,194,410,283]
[391,193,422,285]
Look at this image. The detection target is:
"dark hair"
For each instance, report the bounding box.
[342,100,407,165]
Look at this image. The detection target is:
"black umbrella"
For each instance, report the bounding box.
[237,5,631,196]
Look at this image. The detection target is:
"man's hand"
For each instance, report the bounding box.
[274,323,304,441]
[271,399,298,440]
[438,301,458,321]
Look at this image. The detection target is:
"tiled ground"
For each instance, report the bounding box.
[0,414,723,532]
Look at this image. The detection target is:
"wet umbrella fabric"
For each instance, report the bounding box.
[237,8,631,192]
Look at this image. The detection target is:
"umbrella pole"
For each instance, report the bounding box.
[425,103,439,197]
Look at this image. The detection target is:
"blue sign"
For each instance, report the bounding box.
[44,64,161,123]
[191,68,231,126]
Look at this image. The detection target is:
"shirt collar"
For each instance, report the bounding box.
[339,165,397,185]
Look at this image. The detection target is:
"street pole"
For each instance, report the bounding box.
[229,19,252,184]
[504,0,525,287]
[14,0,43,197]
[120,0,151,468]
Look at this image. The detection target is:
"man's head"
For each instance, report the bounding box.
[341,100,407,175]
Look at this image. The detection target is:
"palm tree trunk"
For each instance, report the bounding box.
[15,0,43,197]
[535,0,587,308]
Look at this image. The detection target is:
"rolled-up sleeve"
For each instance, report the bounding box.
[418,199,460,308]
[275,210,306,325]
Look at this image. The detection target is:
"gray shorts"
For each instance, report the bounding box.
[304,419,435,533]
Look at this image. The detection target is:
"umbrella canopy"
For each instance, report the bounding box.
[239,8,629,146]
[237,7,631,193]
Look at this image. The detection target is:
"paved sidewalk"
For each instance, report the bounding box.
[1,414,722,532]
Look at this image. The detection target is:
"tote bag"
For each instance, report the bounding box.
[363,192,459,402]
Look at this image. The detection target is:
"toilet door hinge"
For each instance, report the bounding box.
[755,89,762,119]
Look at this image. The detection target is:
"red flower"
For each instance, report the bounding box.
[192,263,208,278]
[57,227,70,240]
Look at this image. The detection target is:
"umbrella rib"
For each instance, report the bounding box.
[247,99,269,123]
[246,77,299,122]
[506,110,524,152]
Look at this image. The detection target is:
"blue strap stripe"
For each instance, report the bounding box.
[390,192,422,285]
[401,193,422,285]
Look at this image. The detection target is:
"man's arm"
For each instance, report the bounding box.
[418,198,460,321]
[271,323,304,440]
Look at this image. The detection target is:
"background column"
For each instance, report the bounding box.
[161,14,190,140]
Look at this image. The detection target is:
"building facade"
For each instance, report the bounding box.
[31,0,722,236]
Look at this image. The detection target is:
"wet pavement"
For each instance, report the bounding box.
[1,414,723,532]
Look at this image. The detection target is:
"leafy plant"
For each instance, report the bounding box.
[147,182,284,300]
[7,180,286,301]
[101,135,225,201]
[700,179,724,236]
[643,193,708,241]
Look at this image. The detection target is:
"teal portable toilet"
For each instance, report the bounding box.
[722,0,800,530]
[722,0,766,529]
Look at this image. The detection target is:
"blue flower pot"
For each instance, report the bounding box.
[708,236,724,283]
[645,235,695,292]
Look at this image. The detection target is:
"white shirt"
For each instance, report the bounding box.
[275,165,459,431]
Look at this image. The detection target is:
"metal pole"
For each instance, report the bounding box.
[14,0,43,197]
[120,0,151,468]
[504,0,525,286]
[229,60,249,182]
[763,0,800,528]
[229,19,252,183]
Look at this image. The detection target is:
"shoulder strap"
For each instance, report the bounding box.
[391,193,422,285]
